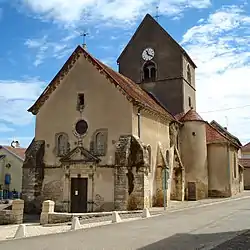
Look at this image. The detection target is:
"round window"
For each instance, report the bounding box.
[75,120,88,135]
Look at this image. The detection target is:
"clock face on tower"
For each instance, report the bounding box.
[142,48,155,61]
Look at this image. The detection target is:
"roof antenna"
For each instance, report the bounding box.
[80,31,89,50]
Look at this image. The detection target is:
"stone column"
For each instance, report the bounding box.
[143,173,150,208]
[40,200,55,225]
[114,167,128,211]
[11,199,24,224]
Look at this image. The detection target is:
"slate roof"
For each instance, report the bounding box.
[0,146,26,161]
[117,14,197,68]
[28,46,175,121]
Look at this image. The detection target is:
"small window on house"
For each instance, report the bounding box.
[143,62,156,82]
[56,133,69,156]
[187,65,191,83]
[96,132,106,156]
[147,145,152,172]
[188,97,192,108]
[77,93,85,111]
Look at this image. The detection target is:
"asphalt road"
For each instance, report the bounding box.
[1,196,250,250]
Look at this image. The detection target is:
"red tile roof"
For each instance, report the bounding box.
[206,124,227,144]
[0,146,26,160]
[210,120,242,147]
[179,108,204,122]
[239,158,250,168]
[175,109,240,147]
[96,59,174,120]
[28,46,175,121]
[174,112,185,121]
[241,142,250,152]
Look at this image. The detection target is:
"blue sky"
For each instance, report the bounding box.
[0,0,250,148]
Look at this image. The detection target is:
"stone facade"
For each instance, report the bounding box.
[0,199,24,225]
[22,139,45,213]
[207,143,243,197]
[22,42,176,214]
[180,120,208,200]
[114,135,150,211]
[22,13,243,215]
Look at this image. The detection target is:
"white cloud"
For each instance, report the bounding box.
[24,36,74,66]
[0,78,45,125]
[20,0,211,25]
[181,5,250,144]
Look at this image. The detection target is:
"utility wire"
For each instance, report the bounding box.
[200,104,250,114]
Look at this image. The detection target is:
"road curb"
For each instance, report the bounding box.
[168,195,250,213]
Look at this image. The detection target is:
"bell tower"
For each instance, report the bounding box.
[117,14,197,116]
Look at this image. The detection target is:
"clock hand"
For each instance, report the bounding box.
[146,50,153,57]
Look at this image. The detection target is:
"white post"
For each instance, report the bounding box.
[40,200,55,225]
[112,211,121,223]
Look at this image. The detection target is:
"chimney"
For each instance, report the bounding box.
[11,140,20,148]
[224,127,227,131]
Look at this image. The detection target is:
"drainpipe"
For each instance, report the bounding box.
[137,108,141,138]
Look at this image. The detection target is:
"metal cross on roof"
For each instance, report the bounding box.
[80,31,89,49]
[154,6,161,22]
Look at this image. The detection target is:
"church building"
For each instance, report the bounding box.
[22,14,243,214]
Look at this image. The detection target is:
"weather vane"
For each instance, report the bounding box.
[80,31,89,49]
[155,5,160,22]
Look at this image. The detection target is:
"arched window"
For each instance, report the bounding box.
[56,133,69,156]
[166,150,170,167]
[90,129,108,156]
[143,62,156,82]
[96,132,105,156]
[187,65,191,83]
[188,96,192,108]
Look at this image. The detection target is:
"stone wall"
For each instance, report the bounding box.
[114,166,128,210]
[170,147,185,201]
[22,139,45,214]
[114,135,149,211]
[40,200,141,225]
[0,199,24,225]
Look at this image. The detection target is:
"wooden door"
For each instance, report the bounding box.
[71,178,88,213]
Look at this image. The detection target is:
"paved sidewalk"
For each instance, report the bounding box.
[0,191,248,242]
[152,191,247,213]
[1,193,250,249]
